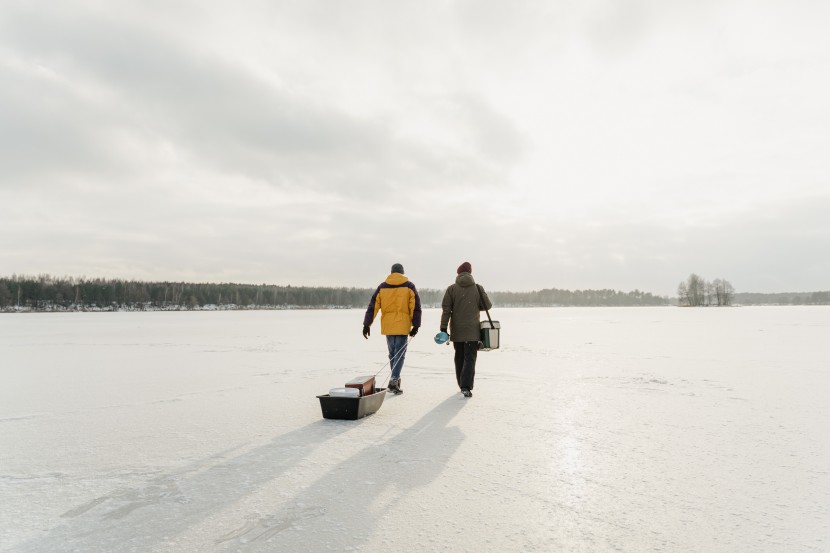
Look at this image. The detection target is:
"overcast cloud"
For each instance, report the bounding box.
[1,0,828,295]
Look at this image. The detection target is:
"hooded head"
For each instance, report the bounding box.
[457,261,472,274]
[391,263,405,274]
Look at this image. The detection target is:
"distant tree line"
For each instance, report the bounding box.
[733,291,830,305]
[677,273,734,306]
[0,274,669,311]
[488,288,668,307]
[0,275,379,310]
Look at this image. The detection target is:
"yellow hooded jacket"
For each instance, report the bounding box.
[363,273,423,335]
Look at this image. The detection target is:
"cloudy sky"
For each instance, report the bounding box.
[1,0,828,295]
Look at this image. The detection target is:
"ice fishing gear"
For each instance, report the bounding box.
[316,334,416,419]
[317,386,386,419]
[434,331,449,344]
[477,284,500,351]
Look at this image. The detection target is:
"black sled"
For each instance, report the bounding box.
[317,387,387,420]
[317,375,386,420]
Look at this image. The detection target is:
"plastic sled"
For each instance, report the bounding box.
[317,387,387,420]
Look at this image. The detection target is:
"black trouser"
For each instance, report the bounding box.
[453,341,478,390]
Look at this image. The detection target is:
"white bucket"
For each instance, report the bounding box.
[329,387,360,398]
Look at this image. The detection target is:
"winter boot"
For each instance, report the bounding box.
[461,388,472,398]
[388,378,403,394]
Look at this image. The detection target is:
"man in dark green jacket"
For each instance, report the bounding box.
[440,261,492,397]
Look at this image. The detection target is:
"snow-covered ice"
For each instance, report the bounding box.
[1,307,828,552]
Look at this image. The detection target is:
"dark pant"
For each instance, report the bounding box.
[453,341,478,390]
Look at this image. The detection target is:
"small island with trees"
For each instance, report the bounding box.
[677,274,735,306]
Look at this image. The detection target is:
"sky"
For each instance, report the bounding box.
[1,0,828,296]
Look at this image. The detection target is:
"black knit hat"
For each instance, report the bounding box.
[391,263,405,274]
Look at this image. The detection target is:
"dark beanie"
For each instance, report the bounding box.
[391,263,405,274]
[457,261,472,274]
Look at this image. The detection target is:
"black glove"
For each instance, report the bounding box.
[362,325,370,339]
[409,327,419,337]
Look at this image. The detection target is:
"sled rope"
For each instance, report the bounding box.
[372,336,413,385]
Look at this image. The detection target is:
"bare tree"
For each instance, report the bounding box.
[680,275,735,306]
[677,281,690,306]
[704,280,715,306]
[720,279,734,306]
[712,278,724,305]
[710,278,734,306]
[687,273,705,306]
[678,274,708,306]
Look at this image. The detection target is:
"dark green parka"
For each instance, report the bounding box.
[440,272,493,342]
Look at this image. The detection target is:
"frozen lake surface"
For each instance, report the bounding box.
[1,307,828,552]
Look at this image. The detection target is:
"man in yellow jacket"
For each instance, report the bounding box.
[363,263,422,394]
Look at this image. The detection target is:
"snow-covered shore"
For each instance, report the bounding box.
[2,307,828,552]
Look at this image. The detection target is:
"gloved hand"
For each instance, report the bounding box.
[362,325,370,339]
[409,327,419,337]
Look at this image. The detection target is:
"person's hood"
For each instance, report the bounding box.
[385,273,409,286]
[455,272,475,287]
